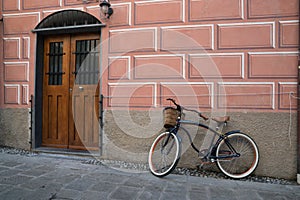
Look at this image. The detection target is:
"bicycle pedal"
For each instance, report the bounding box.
[196,164,204,170]
[197,162,210,168]
[196,161,211,170]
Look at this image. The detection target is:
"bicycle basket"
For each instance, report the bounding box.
[163,107,180,128]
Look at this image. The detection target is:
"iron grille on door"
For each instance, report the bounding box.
[47,42,64,85]
[73,39,100,85]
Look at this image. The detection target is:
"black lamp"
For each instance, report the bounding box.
[99,0,113,19]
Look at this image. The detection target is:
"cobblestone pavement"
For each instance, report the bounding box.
[0,152,299,200]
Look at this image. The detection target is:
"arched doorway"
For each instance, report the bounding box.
[33,10,104,151]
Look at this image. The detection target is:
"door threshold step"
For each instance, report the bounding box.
[33,147,100,160]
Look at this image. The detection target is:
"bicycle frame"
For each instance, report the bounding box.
[167,119,241,161]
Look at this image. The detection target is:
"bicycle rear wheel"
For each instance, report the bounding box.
[216,132,259,179]
[148,132,181,177]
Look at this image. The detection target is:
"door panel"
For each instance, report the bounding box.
[43,36,70,148]
[42,34,100,150]
[69,35,100,150]
[70,87,99,149]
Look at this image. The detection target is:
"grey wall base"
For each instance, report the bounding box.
[0,108,31,150]
[0,108,297,180]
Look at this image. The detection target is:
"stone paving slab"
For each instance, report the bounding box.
[0,152,299,200]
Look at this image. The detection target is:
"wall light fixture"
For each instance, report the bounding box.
[99,0,113,19]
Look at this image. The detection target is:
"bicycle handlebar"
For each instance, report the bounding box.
[166,98,179,107]
[166,98,209,121]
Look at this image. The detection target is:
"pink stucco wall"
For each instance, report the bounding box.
[0,0,298,112]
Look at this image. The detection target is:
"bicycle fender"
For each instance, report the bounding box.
[224,130,240,136]
[167,131,182,143]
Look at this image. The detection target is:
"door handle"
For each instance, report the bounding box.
[69,88,72,92]
[79,86,84,91]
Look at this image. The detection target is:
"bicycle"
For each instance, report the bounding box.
[148,98,259,179]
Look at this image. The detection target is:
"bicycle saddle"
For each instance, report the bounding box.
[212,116,230,123]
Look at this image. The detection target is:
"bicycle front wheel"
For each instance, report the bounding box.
[216,132,259,179]
[148,132,181,177]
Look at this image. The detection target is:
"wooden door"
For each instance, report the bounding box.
[69,35,100,150]
[42,34,100,150]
